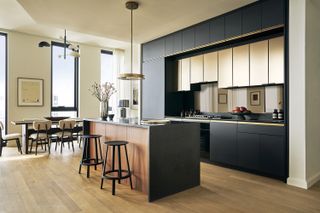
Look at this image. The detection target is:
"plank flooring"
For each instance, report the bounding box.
[0,146,320,213]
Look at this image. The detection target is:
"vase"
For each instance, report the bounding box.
[100,101,109,120]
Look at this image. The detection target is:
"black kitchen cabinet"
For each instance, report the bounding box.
[225,10,242,39]
[260,134,286,178]
[242,3,262,34]
[210,122,237,165]
[237,132,260,171]
[195,21,210,47]
[261,0,284,29]
[143,38,165,62]
[165,32,182,56]
[142,58,165,119]
[182,27,195,51]
[210,16,225,43]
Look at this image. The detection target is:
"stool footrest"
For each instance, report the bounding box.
[80,158,104,166]
[101,170,131,180]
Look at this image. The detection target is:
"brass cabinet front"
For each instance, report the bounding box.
[269,36,284,84]
[218,48,233,88]
[250,40,269,86]
[233,44,250,87]
[204,52,218,82]
[190,55,204,84]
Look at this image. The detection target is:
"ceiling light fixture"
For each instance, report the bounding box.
[118,1,144,80]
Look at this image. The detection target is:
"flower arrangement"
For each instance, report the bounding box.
[90,82,116,120]
[90,82,116,102]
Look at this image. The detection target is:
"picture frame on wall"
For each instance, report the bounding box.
[132,81,139,110]
[250,91,261,106]
[17,77,44,107]
[218,94,227,104]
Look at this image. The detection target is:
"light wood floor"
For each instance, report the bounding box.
[1,146,320,213]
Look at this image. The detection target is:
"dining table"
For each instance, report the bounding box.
[11,118,83,154]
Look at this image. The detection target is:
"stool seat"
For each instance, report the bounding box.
[104,140,128,146]
[81,134,101,139]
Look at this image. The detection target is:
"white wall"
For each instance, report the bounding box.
[288,0,320,189]
[79,44,101,118]
[305,0,320,187]
[288,0,307,188]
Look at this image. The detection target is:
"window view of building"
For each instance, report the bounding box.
[51,42,78,117]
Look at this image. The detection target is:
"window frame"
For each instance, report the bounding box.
[0,32,7,134]
[50,41,79,116]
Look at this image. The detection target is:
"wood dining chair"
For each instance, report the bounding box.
[29,120,52,155]
[55,119,76,153]
[0,121,22,156]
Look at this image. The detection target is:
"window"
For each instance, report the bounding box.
[51,42,78,117]
[101,50,116,112]
[0,33,6,133]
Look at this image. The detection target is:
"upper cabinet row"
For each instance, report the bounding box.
[142,0,284,62]
[176,36,284,91]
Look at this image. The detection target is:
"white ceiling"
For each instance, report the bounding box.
[0,0,255,48]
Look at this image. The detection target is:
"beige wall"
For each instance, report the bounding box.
[5,31,121,136]
[305,0,320,187]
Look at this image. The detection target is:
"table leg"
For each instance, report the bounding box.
[21,124,29,154]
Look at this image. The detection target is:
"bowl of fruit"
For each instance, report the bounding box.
[231,106,251,120]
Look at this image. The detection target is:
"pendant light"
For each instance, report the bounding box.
[118,1,144,80]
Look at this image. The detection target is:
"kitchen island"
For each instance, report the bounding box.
[83,118,200,202]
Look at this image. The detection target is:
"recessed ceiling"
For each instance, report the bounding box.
[0,0,256,47]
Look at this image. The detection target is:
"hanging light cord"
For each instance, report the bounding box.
[130,7,133,74]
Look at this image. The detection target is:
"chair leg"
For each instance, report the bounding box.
[124,145,133,189]
[16,139,22,154]
[101,145,109,189]
[71,137,75,152]
[30,140,33,153]
[35,141,38,155]
[60,138,63,154]
[0,141,3,157]
[118,145,122,184]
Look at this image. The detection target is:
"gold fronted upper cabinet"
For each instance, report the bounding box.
[204,52,218,82]
[177,58,191,91]
[269,36,284,84]
[233,44,249,87]
[218,48,233,88]
[250,40,269,86]
[190,55,204,84]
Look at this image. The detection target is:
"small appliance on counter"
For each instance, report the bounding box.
[119,99,129,118]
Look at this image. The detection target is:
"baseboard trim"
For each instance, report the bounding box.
[287,177,308,189]
[307,171,320,188]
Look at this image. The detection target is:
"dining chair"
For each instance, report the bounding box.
[0,121,22,156]
[55,119,76,153]
[29,120,52,155]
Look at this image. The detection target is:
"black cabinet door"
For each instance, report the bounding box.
[261,0,284,29]
[225,10,242,39]
[142,59,165,119]
[237,132,260,171]
[165,32,182,56]
[210,16,225,43]
[195,21,210,47]
[210,122,237,165]
[182,27,195,51]
[142,38,165,62]
[260,134,286,178]
[242,3,262,34]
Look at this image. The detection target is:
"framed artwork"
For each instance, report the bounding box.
[17,78,44,106]
[250,91,261,106]
[218,94,227,104]
[132,81,139,110]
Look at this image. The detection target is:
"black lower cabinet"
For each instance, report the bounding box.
[237,133,260,171]
[210,122,237,165]
[260,135,286,178]
[210,122,287,181]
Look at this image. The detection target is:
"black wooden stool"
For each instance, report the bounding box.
[100,141,133,195]
[79,134,104,178]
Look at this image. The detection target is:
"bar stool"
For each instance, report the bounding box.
[78,134,104,178]
[100,140,133,195]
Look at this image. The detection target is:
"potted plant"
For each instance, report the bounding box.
[90,82,116,120]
